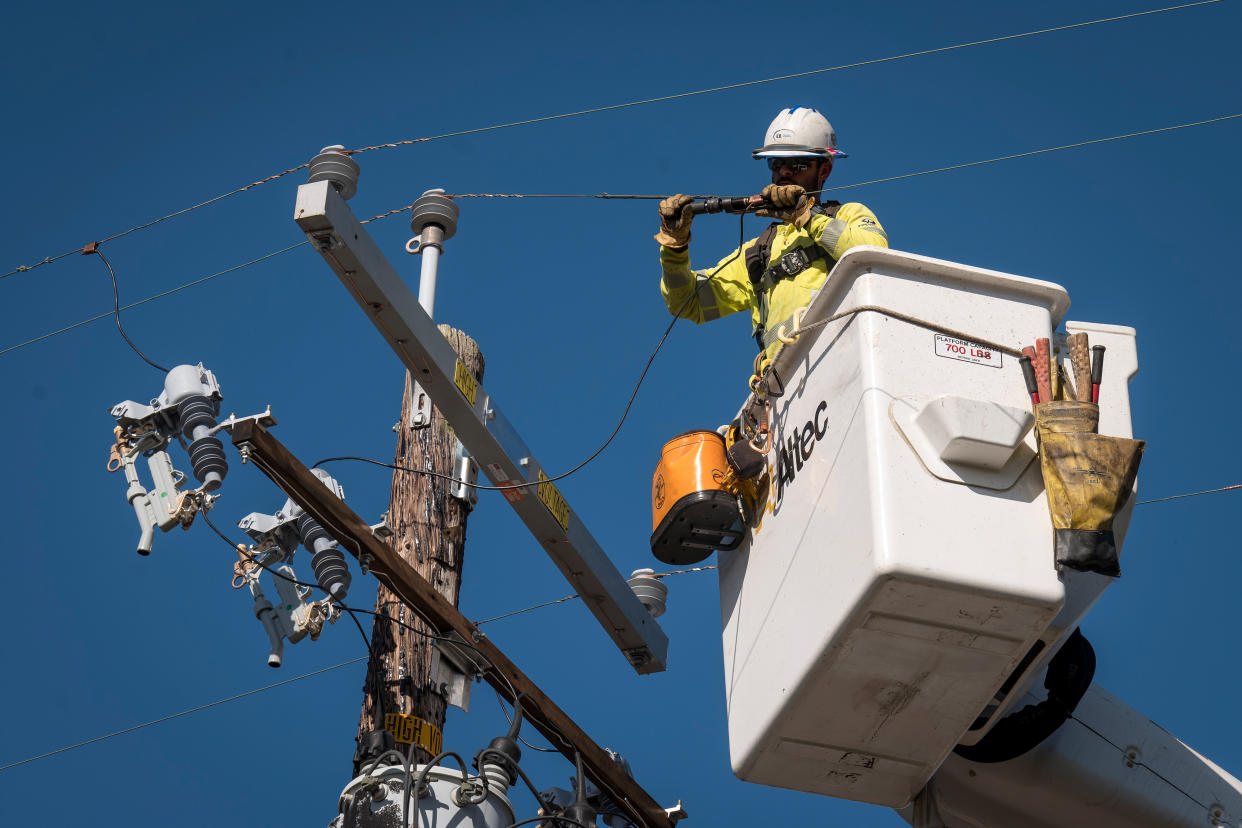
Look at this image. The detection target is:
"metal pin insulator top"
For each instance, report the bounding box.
[628,569,668,618]
[308,145,361,201]
[409,189,459,241]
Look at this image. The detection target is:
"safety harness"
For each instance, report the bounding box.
[744,201,841,350]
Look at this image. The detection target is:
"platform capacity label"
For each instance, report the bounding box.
[934,334,1002,368]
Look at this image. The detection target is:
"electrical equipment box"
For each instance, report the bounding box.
[718,247,1138,808]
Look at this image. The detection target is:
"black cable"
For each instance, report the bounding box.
[507,817,594,828]
[314,294,693,492]
[339,602,386,730]
[341,602,522,708]
[406,750,471,828]
[200,509,391,727]
[313,209,746,494]
[89,248,169,374]
[493,687,559,753]
[350,582,577,759]
[476,746,549,805]
[200,510,324,591]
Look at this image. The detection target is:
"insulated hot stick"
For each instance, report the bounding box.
[1019,355,1041,407]
[1050,343,1061,401]
[1091,345,1106,404]
[684,195,765,216]
[1034,339,1054,404]
[1069,333,1092,402]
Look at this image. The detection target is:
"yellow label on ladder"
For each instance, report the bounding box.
[537,470,570,531]
[454,360,478,406]
[384,713,444,755]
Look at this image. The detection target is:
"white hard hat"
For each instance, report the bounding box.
[752,107,847,160]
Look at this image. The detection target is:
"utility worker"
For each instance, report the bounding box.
[656,107,889,358]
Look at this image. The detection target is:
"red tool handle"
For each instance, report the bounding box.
[1091,345,1106,404]
[1034,339,1053,404]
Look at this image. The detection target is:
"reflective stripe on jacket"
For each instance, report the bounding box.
[659,202,888,357]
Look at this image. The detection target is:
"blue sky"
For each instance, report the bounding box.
[2,1,1240,826]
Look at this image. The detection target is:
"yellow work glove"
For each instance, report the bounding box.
[756,184,814,228]
[654,193,694,249]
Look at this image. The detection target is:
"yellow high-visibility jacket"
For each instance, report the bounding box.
[660,201,888,357]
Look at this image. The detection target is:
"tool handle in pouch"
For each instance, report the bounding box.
[1034,401,1144,577]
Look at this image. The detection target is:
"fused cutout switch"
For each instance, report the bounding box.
[912,395,1034,471]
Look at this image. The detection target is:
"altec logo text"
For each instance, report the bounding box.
[776,400,829,500]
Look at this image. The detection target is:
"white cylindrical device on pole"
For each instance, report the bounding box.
[406,189,460,320]
[417,230,442,315]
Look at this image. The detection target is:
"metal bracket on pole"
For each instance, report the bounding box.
[450,439,479,509]
[293,179,668,674]
[407,381,433,429]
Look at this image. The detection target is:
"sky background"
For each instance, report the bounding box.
[2,1,1240,826]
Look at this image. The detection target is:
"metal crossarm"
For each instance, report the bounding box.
[293,180,668,674]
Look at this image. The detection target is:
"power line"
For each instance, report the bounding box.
[442,114,1242,202]
[0,657,367,773]
[0,241,308,359]
[4,108,1235,362]
[5,474,1234,773]
[1,161,313,281]
[1136,483,1242,505]
[0,202,417,360]
[2,0,1221,281]
[474,565,719,626]
[344,1,1224,155]
[820,114,1242,193]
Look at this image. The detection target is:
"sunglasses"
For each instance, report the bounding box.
[766,157,820,173]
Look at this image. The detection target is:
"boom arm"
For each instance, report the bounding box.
[902,683,1242,828]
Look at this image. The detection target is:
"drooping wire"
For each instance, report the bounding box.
[492,687,559,754]
[3,1,1223,282]
[87,247,169,374]
[0,241,309,359]
[0,202,411,360]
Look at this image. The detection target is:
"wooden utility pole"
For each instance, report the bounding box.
[228,418,677,828]
[356,325,483,767]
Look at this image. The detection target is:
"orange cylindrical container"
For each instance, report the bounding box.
[650,430,743,565]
